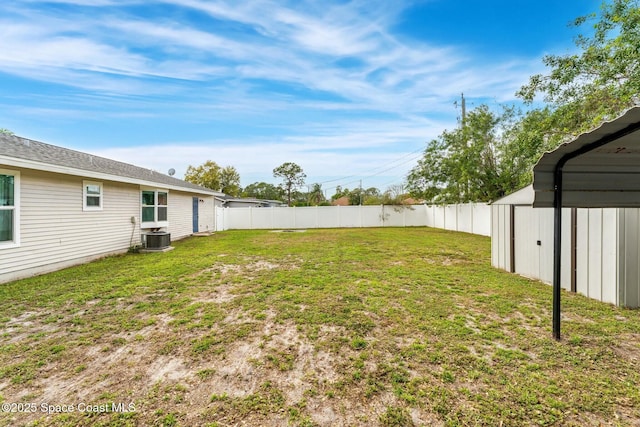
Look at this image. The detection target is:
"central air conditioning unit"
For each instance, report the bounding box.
[144,231,171,249]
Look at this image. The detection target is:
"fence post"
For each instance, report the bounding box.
[471,203,475,234]
[403,205,406,227]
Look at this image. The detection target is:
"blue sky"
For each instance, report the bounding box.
[0,0,601,194]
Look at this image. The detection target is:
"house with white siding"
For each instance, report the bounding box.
[0,133,223,284]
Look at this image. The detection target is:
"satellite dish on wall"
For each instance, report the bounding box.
[168,168,176,176]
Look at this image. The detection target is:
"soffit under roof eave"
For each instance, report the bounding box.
[0,155,222,197]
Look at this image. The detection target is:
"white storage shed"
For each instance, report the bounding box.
[493,106,640,323]
[491,185,640,308]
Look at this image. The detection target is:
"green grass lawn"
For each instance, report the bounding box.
[0,227,639,426]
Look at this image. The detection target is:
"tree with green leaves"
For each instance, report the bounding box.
[406,105,516,204]
[498,107,555,190]
[331,186,350,202]
[381,185,408,205]
[500,0,640,191]
[307,183,326,206]
[0,128,14,135]
[329,186,383,205]
[219,166,242,196]
[184,160,241,196]
[273,162,306,206]
[518,0,640,136]
[408,0,640,202]
[349,187,382,205]
[242,182,283,200]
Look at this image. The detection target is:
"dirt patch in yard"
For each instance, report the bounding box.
[0,296,444,427]
[195,256,301,277]
[2,231,640,427]
[612,333,640,363]
[196,283,238,304]
[3,311,60,345]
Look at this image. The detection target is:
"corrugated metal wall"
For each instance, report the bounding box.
[620,209,640,308]
[491,204,640,307]
[574,209,619,305]
[490,205,512,273]
[509,206,572,290]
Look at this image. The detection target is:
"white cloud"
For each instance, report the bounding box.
[0,0,535,109]
[91,141,421,190]
[86,113,444,189]
[0,0,549,192]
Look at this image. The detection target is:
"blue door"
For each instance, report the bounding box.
[192,197,199,233]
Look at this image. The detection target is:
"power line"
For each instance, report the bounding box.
[317,173,360,185]
[315,146,424,191]
[362,152,422,179]
[377,178,406,190]
[322,152,422,192]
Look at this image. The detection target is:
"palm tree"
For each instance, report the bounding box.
[308,183,325,206]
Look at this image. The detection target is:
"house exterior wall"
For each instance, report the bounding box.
[167,191,193,239]
[0,168,141,283]
[198,196,215,233]
[225,201,267,208]
[166,192,215,238]
[0,167,217,284]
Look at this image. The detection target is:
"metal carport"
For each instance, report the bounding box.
[532,106,640,339]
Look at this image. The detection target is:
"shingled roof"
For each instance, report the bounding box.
[0,133,221,195]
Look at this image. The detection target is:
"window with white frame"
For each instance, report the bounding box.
[141,189,168,227]
[83,181,103,211]
[0,169,19,248]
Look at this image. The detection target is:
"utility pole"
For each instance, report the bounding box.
[454,92,466,129]
[460,92,466,128]
[359,180,363,206]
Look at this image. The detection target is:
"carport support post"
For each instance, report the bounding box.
[543,116,640,341]
[552,167,563,341]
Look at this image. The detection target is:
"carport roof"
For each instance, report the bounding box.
[532,106,640,208]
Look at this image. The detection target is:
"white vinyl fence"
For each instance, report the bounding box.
[215,203,491,236]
